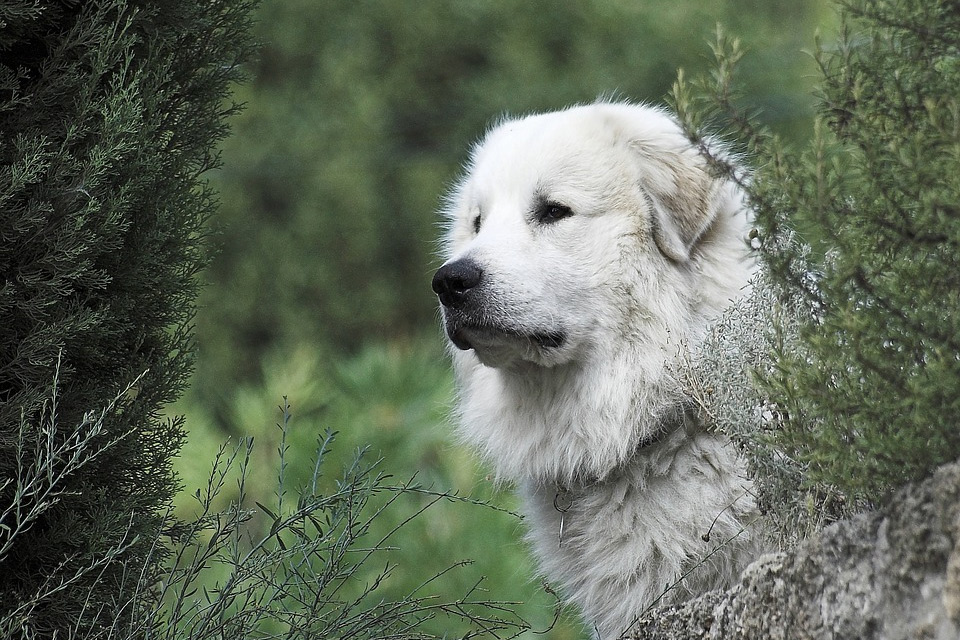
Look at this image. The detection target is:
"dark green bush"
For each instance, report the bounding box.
[675,0,960,504]
[0,1,255,635]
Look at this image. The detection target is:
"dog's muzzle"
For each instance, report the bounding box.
[433,258,567,355]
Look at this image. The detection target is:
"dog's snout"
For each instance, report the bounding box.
[432,259,483,308]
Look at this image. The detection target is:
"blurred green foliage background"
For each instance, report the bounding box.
[172,2,834,637]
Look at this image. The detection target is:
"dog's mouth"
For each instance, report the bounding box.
[448,322,566,352]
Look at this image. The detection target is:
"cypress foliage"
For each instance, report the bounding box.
[676,0,960,502]
[0,1,255,636]
[784,0,960,497]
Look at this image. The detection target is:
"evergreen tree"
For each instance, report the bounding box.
[0,1,254,636]
[676,0,960,503]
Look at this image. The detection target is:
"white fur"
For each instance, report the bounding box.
[434,102,763,638]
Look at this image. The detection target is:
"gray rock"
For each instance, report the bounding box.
[625,460,960,639]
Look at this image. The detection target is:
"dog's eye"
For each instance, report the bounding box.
[472,214,481,234]
[535,201,574,224]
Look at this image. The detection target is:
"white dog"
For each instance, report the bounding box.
[432,102,763,638]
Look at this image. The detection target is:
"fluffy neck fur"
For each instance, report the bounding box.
[452,316,687,486]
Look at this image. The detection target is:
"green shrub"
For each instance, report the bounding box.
[674,0,960,507]
[0,0,254,634]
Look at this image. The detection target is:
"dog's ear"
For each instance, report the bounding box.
[631,143,729,263]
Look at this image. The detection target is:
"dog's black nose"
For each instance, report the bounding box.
[432,259,483,308]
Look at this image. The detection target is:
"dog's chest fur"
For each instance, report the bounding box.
[520,428,761,639]
[454,349,764,638]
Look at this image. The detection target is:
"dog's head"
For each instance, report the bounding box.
[434,102,749,370]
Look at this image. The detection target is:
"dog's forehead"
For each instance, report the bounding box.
[477,111,612,170]
[459,104,688,208]
[463,110,622,206]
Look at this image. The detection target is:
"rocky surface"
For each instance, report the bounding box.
[625,460,960,639]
